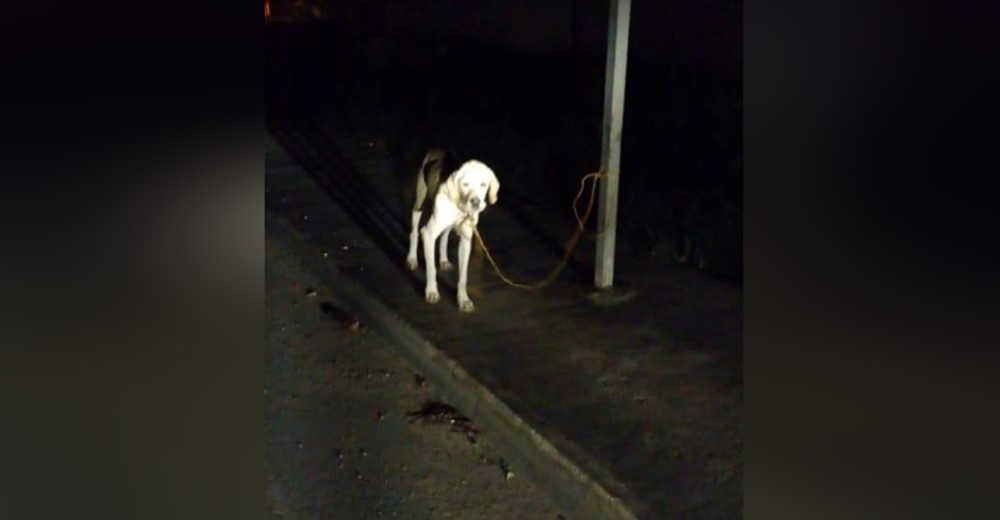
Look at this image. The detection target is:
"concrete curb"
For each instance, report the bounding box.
[266,210,641,520]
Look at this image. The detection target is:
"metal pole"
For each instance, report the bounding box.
[595,0,631,288]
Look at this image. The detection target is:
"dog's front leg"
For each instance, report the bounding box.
[438,225,453,271]
[421,215,448,304]
[456,223,475,312]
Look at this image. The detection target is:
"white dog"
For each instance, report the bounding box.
[406,148,500,312]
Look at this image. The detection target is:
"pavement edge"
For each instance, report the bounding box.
[266,210,643,520]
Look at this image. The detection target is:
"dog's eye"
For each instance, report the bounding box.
[461,182,469,187]
[480,183,487,188]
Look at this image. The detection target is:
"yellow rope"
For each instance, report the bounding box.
[472,171,604,290]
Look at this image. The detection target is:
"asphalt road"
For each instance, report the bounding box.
[265,231,564,519]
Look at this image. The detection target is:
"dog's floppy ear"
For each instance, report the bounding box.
[487,170,500,205]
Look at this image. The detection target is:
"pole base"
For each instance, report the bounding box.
[586,284,638,307]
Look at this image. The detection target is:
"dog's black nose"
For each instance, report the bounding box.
[470,196,481,208]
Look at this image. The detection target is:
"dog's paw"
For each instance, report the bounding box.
[439,260,453,271]
[406,256,419,270]
[425,288,440,304]
[458,299,476,313]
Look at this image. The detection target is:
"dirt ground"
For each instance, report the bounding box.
[265,231,565,519]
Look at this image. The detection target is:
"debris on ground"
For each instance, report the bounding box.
[305,287,317,297]
[406,401,480,444]
[484,456,515,481]
[500,458,514,481]
[319,301,361,331]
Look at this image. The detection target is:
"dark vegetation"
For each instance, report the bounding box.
[267,18,742,284]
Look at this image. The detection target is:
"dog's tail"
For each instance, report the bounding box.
[415,147,459,212]
[420,147,459,176]
[414,148,444,212]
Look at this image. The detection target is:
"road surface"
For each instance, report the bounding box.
[265,231,565,519]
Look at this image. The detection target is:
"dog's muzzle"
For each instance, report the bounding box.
[469,196,482,210]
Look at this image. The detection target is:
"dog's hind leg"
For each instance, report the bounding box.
[407,210,422,270]
[406,206,424,270]
[407,161,429,270]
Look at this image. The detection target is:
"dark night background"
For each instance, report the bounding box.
[1,2,997,520]
[265,0,743,284]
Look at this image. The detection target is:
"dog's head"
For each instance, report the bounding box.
[451,159,499,215]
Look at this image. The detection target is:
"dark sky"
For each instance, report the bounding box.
[276,0,741,78]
